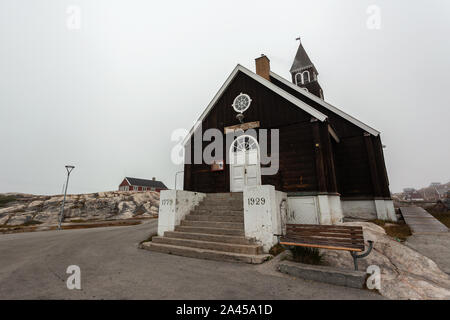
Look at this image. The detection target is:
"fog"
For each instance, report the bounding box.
[1,0,449,194]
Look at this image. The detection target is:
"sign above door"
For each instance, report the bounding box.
[224,121,260,134]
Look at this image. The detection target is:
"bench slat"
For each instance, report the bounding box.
[286,225,363,234]
[286,231,363,238]
[286,223,363,230]
[280,237,364,251]
[285,230,364,239]
[280,224,366,252]
[284,232,364,243]
[280,234,364,246]
[279,241,363,252]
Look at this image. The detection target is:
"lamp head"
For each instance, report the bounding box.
[65,165,75,174]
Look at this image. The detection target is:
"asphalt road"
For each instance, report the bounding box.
[0,220,382,299]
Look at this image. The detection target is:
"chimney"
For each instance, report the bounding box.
[255,54,270,81]
[152,177,156,181]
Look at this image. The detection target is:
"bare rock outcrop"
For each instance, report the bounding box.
[321,222,450,300]
[0,191,160,226]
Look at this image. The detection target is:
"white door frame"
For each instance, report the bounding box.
[229,135,262,192]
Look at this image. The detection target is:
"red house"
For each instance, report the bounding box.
[118,177,168,192]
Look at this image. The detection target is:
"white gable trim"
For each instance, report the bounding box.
[182,65,328,145]
[270,71,380,136]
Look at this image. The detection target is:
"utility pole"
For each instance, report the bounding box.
[58,165,75,230]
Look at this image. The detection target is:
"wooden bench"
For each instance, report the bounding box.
[276,224,373,270]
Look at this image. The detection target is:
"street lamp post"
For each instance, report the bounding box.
[58,165,75,230]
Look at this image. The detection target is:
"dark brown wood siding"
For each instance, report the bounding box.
[271,76,391,198]
[183,71,324,193]
[183,70,390,198]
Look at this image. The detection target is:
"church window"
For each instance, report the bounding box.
[301,71,310,84]
[232,93,252,113]
[295,73,302,85]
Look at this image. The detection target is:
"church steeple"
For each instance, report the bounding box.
[290,37,324,99]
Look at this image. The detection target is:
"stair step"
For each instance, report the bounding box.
[185,215,244,223]
[152,236,262,254]
[197,205,243,211]
[201,197,242,202]
[140,242,270,264]
[196,205,242,211]
[199,199,243,206]
[164,231,253,245]
[175,225,244,236]
[205,192,243,199]
[181,220,244,229]
[193,208,243,216]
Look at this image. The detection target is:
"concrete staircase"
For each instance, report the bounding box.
[142,193,271,264]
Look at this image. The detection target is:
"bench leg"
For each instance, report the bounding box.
[349,241,374,271]
[350,252,359,270]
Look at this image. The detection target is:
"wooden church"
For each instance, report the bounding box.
[182,40,396,222]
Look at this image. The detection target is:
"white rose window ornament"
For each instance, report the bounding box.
[232,93,252,113]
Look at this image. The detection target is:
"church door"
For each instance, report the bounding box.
[229,135,261,192]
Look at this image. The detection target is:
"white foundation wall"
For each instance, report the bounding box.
[243,185,287,252]
[385,200,396,221]
[287,195,343,226]
[375,199,397,221]
[157,190,206,236]
[341,199,397,222]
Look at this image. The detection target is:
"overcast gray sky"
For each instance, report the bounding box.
[1,0,449,195]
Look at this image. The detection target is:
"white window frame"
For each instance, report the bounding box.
[295,71,311,85]
[232,93,252,113]
[301,71,310,84]
[295,73,302,85]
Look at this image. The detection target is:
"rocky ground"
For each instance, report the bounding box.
[320,222,450,300]
[0,191,160,227]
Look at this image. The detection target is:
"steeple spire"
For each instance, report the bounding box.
[290,37,317,74]
[290,38,323,99]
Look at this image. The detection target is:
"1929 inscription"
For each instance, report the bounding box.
[247,197,266,206]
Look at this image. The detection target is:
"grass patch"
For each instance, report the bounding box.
[61,220,141,230]
[0,224,20,229]
[21,220,43,226]
[290,246,323,265]
[2,219,143,234]
[370,219,412,241]
[269,243,285,256]
[428,212,450,228]
[425,207,450,228]
[0,220,42,229]
[68,219,89,223]
[0,195,16,208]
